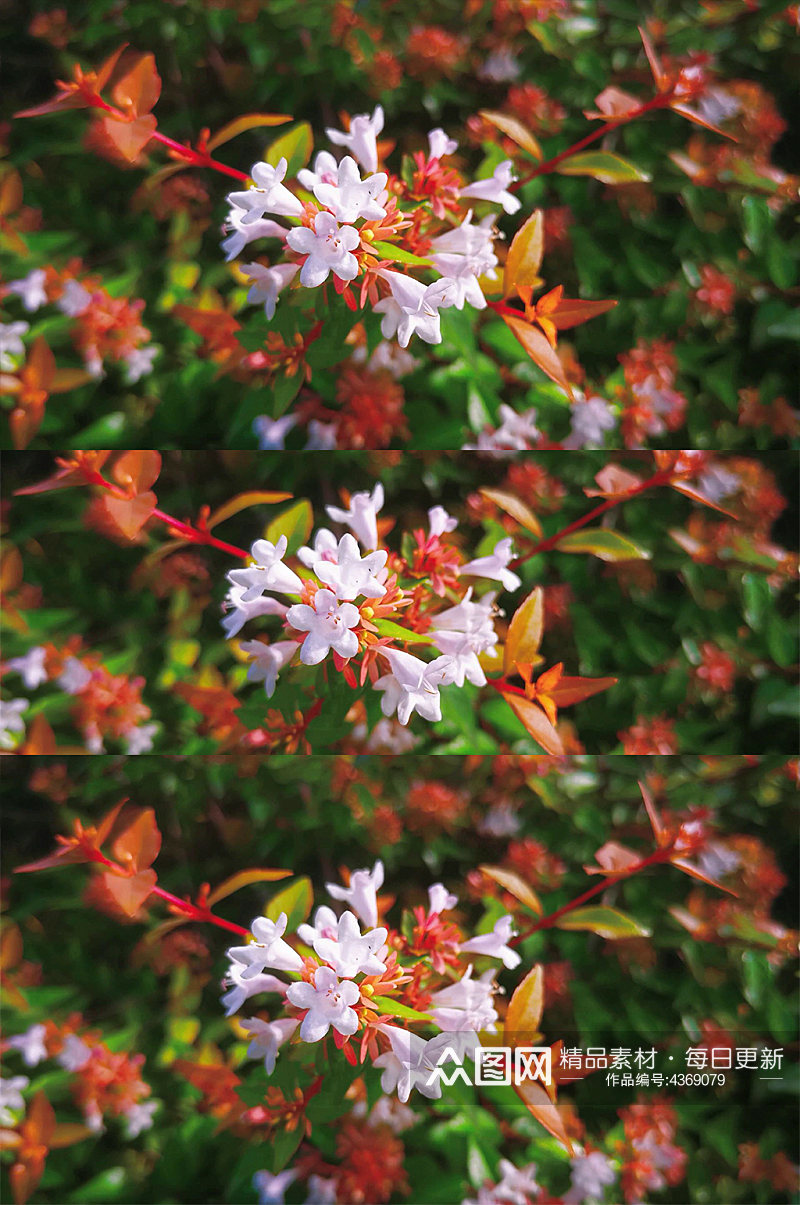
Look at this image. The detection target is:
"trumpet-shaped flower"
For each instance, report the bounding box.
[374,648,457,726]
[459,914,521,969]
[5,1024,47,1067]
[286,590,360,665]
[221,585,288,639]
[241,1017,299,1074]
[373,1027,450,1102]
[7,269,47,312]
[221,963,288,1017]
[326,860,384,928]
[326,484,384,550]
[428,965,499,1032]
[428,884,458,915]
[253,413,298,451]
[326,106,384,174]
[227,158,305,222]
[459,537,521,592]
[313,534,387,600]
[221,202,287,261]
[309,155,387,224]
[228,913,304,978]
[460,160,521,214]
[310,910,388,979]
[242,262,298,319]
[297,528,339,569]
[239,639,297,697]
[228,535,305,602]
[0,320,29,369]
[373,271,453,348]
[4,646,48,690]
[286,966,360,1042]
[286,212,360,288]
[428,128,458,159]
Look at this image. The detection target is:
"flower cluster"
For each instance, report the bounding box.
[223,860,521,1104]
[224,109,519,349]
[223,484,519,729]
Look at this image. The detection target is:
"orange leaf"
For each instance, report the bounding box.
[100,113,157,162]
[549,297,617,330]
[95,800,130,847]
[514,1079,574,1153]
[548,675,617,708]
[15,846,93,874]
[26,337,56,390]
[502,692,564,755]
[583,840,641,876]
[111,53,161,115]
[95,44,130,93]
[501,313,573,399]
[669,480,739,518]
[505,964,544,1041]
[102,868,157,916]
[112,808,161,870]
[503,210,544,300]
[0,168,23,217]
[584,86,642,121]
[207,867,293,907]
[112,450,162,493]
[670,858,738,895]
[20,714,56,754]
[584,465,643,499]
[98,490,157,539]
[670,103,737,141]
[206,490,293,530]
[206,112,292,152]
[478,110,542,160]
[639,780,666,845]
[1,921,23,970]
[50,1122,95,1148]
[479,866,542,915]
[480,488,542,537]
[504,587,545,677]
[14,91,92,119]
[50,368,95,393]
[638,25,668,92]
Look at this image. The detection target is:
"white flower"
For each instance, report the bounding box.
[0,1076,29,1125]
[365,339,419,378]
[253,413,298,450]
[431,212,499,310]
[310,155,387,224]
[242,262,298,319]
[297,150,342,192]
[253,1168,298,1205]
[326,483,384,550]
[123,1099,158,1138]
[478,802,521,838]
[460,160,521,214]
[459,915,521,969]
[0,698,27,750]
[286,589,360,665]
[478,49,522,82]
[428,884,458,915]
[286,966,360,1042]
[239,639,297,697]
[428,128,458,159]
[304,1174,339,1204]
[364,717,420,753]
[563,1151,616,1204]
[427,506,458,539]
[305,420,339,450]
[297,528,339,569]
[228,913,304,978]
[493,1159,541,1205]
[57,279,92,317]
[227,157,305,222]
[228,535,305,601]
[241,1017,299,1074]
[286,212,360,288]
[7,269,47,311]
[57,1034,92,1071]
[221,584,288,640]
[696,463,741,503]
[460,537,521,592]
[314,533,387,601]
[124,345,158,383]
[124,722,159,755]
[373,1027,447,1102]
[326,860,384,929]
[430,588,499,687]
[310,910,387,979]
[326,105,384,174]
[4,646,48,690]
[428,965,498,1032]
[297,904,342,946]
[221,963,287,1017]
[466,403,541,453]
[373,271,453,348]
[5,1024,47,1067]
[367,1096,417,1133]
[374,648,457,726]
[563,395,616,449]
[0,320,29,370]
[57,657,93,695]
[221,202,287,261]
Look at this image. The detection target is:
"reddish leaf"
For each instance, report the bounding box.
[50,1123,95,1149]
[504,587,545,677]
[112,808,161,871]
[50,368,95,393]
[584,841,641,876]
[479,110,543,160]
[503,210,545,300]
[584,86,642,121]
[0,168,23,217]
[639,780,666,845]
[98,490,157,540]
[206,112,292,152]
[112,450,162,493]
[480,488,542,537]
[206,490,293,530]
[111,53,161,115]
[671,102,737,141]
[20,714,56,754]
[16,846,93,874]
[548,675,618,708]
[479,866,542,915]
[669,480,739,517]
[14,91,92,119]
[94,44,130,92]
[584,465,643,499]
[638,25,669,92]
[505,964,545,1041]
[670,858,738,895]
[207,867,293,907]
[549,298,617,330]
[100,114,157,162]
[502,692,564,755]
[514,1078,574,1153]
[502,313,573,398]
[102,868,157,916]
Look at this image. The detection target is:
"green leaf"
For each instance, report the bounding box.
[265,876,313,931]
[371,996,433,1021]
[265,122,313,179]
[264,499,313,556]
[371,241,432,266]
[554,528,651,562]
[375,619,434,645]
[554,906,651,938]
[556,151,651,183]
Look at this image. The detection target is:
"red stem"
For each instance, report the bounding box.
[510,847,673,945]
[510,469,673,567]
[511,93,673,190]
